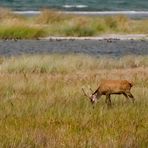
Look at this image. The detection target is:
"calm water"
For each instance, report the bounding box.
[0,40,148,57]
[0,0,148,11]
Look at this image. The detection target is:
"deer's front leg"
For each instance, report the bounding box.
[126,91,135,103]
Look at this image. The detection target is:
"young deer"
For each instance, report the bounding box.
[82,80,135,106]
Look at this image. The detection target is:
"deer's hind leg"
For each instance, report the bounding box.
[126,91,135,103]
[105,94,112,106]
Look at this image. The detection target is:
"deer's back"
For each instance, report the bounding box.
[99,80,132,94]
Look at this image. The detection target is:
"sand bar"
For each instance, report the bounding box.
[41,34,148,41]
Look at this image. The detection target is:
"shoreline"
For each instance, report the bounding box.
[14,10,148,18]
[14,10,148,15]
[40,34,148,41]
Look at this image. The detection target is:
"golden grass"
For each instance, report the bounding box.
[0,7,19,20]
[36,9,71,24]
[0,54,148,147]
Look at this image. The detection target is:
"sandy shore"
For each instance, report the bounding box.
[41,34,148,41]
[0,39,147,57]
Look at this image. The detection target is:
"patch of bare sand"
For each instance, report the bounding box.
[41,34,148,41]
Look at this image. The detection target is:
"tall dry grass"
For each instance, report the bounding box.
[0,7,21,20]
[36,9,71,24]
[0,54,148,147]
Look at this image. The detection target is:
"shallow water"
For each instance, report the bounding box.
[1,0,148,11]
[0,40,148,57]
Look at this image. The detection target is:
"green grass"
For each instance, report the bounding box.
[0,54,148,147]
[0,25,46,40]
[62,24,96,36]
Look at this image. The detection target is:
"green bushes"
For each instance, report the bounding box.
[0,25,46,39]
[105,15,130,32]
[62,25,96,36]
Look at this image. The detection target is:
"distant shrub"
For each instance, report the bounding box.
[105,15,130,31]
[105,16,118,30]
[0,25,46,39]
[36,9,70,24]
[61,17,96,36]
[0,7,15,20]
[0,7,24,21]
[96,24,106,32]
[92,19,108,33]
[63,25,96,36]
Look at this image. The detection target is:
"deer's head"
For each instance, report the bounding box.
[82,88,97,104]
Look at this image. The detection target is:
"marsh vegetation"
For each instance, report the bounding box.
[0,8,148,39]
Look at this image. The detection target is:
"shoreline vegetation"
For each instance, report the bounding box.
[0,54,148,147]
[0,8,148,39]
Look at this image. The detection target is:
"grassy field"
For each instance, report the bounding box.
[0,54,148,147]
[0,8,148,39]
